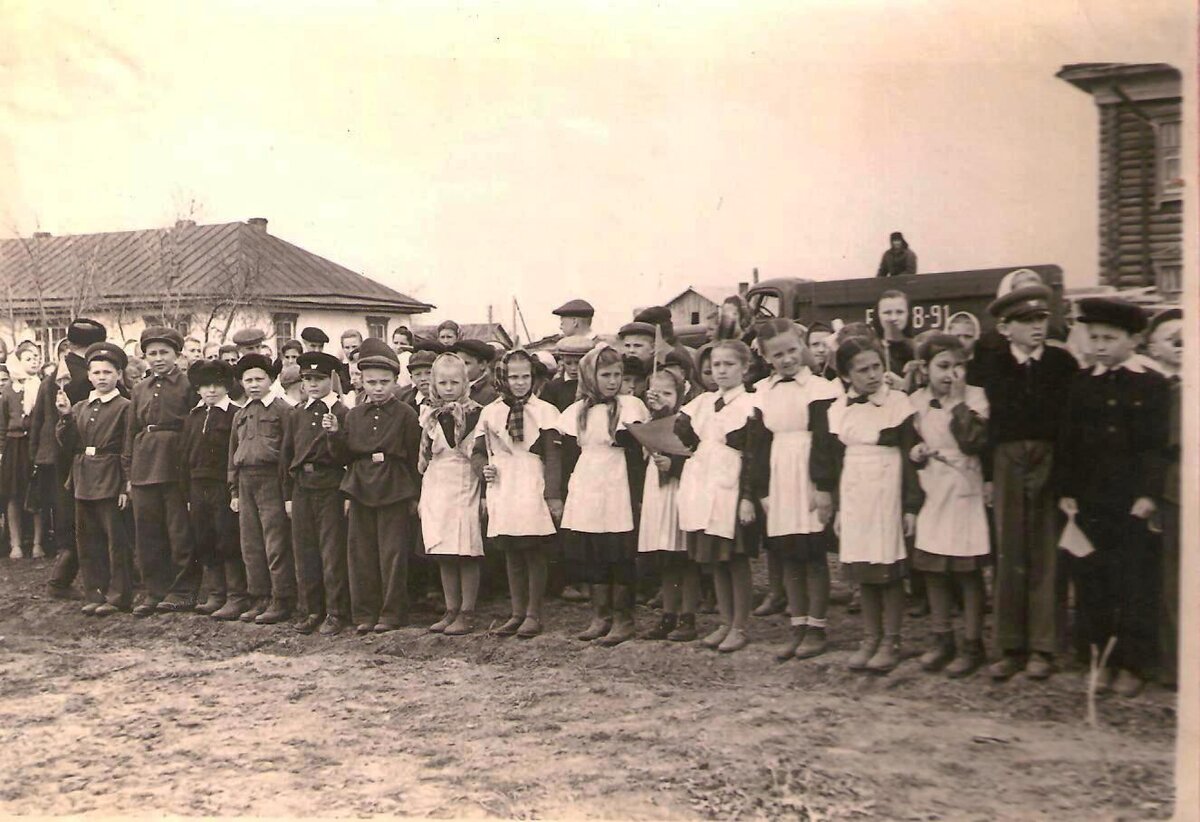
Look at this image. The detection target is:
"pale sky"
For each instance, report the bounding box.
[0,0,1191,339]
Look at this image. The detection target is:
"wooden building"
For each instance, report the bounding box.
[657,284,742,330]
[1057,63,1183,299]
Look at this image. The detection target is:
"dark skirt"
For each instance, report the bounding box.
[0,436,32,499]
[493,534,554,552]
[636,549,693,574]
[766,532,831,565]
[687,526,760,565]
[911,549,988,574]
[842,559,908,585]
[563,530,637,585]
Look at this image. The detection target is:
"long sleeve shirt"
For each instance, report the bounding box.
[982,345,1078,446]
[227,396,291,495]
[181,398,238,497]
[280,394,350,499]
[336,394,421,507]
[56,391,130,500]
[30,351,91,466]
[122,367,196,486]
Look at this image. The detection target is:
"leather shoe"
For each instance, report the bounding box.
[373,622,401,634]
[444,612,475,636]
[195,593,226,616]
[212,597,251,621]
[94,603,121,617]
[293,614,323,635]
[132,601,160,618]
[318,616,347,636]
[429,610,458,633]
[355,623,375,635]
[255,598,294,625]
[495,616,523,636]
[81,602,101,616]
[989,655,1022,681]
[239,598,269,623]
[717,627,749,653]
[517,616,542,638]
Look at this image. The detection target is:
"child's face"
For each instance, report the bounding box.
[303,340,323,353]
[710,347,746,391]
[0,371,10,391]
[349,360,362,389]
[698,357,716,392]
[144,343,178,376]
[1149,319,1183,370]
[410,367,432,396]
[619,375,645,396]
[434,366,465,401]
[220,350,239,365]
[302,373,332,399]
[342,335,362,360]
[438,328,459,347]
[460,353,485,381]
[17,349,38,377]
[646,375,678,414]
[505,358,533,400]
[183,339,202,362]
[622,335,654,364]
[1087,323,1137,368]
[199,382,229,406]
[877,297,908,332]
[1001,315,1048,351]
[948,320,978,354]
[595,361,623,399]
[125,364,144,384]
[561,355,581,380]
[847,351,884,396]
[282,348,300,367]
[203,344,221,361]
[241,368,272,400]
[925,351,964,398]
[88,361,120,395]
[762,331,805,379]
[808,332,831,367]
[361,366,397,403]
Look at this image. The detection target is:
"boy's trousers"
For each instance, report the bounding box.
[190,478,247,599]
[132,483,193,602]
[348,500,411,627]
[292,483,349,619]
[237,467,295,600]
[77,498,132,609]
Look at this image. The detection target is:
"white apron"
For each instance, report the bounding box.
[638,460,687,553]
[911,388,989,558]
[419,422,484,557]
[677,387,756,540]
[477,398,557,538]
[560,395,649,534]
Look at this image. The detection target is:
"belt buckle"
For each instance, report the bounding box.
[371,452,385,463]
[84,446,97,457]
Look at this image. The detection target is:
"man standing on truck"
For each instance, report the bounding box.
[876,231,918,277]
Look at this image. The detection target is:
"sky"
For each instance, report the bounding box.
[0,0,1192,339]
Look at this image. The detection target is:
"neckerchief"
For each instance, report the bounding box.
[576,344,621,441]
[421,354,481,462]
[494,349,545,442]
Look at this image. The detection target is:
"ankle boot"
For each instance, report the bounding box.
[667,613,698,642]
[213,595,251,621]
[194,566,226,615]
[866,635,902,674]
[255,597,294,625]
[920,631,956,672]
[946,639,985,678]
[642,613,677,641]
[576,584,612,641]
[775,622,807,661]
[597,585,636,646]
[848,635,880,671]
[794,626,828,659]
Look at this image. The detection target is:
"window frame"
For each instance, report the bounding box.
[366,315,390,341]
[1157,118,1183,206]
[272,312,298,354]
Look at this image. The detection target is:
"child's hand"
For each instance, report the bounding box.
[1130,497,1156,520]
[55,390,71,415]
[1059,497,1078,516]
[482,464,498,483]
[883,372,905,390]
[759,497,770,518]
[230,497,240,514]
[345,500,352,517]
[118,493,128,511]
[284,500,293,519]
[547,498,564,524]
[833,512,841,538]
[812,490,833,525]
[737,498,756,526]
[321,412,338,433]
[983,482,994,508]
[903,512,916,538]
[909,443,930,463]
[651,454,671,474]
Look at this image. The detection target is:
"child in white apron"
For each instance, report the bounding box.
[637,370,698,641]
[676,340,761,654]
[909,334,990,678]
[814,337,924,674]
[752,319,843,661]
[418,354,483,636]
[475,349,562,639]
[559,344,649,647]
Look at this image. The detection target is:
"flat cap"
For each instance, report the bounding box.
[300,326,329,344]
[452,339,498,363]
[987,285,1053,321]
[1146,308,1183,338]
[552,299,595,318]
[1077,297,1148,334]
[84,342,127,372]
[278,364,302,388]
[617,321,657,339]
[140,326,184,353]
[67,318,107,347]
[355,337,400,374]
[555,334,595,356]
[231,328,267,347]
[634,306,672,327]
[407,350,437,371]
[188,358,235,389]
[235,353,277,380]
[297,351,341,378]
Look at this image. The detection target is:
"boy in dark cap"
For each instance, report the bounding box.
[452,339,499,406]
[232,328,269,358]
[229,353,295,624]
[300,327,330,353]
[399,349,435,414]
[122,327,199,616]
[182,359,249,620]
[39,318,108,598]
[55,342,132,615]
[331,339,421,633]
[281,351,351,635]
[618,322,657,373]
[1057,297,1169,698]
[541,335,591,412]
[982,285,1079,681]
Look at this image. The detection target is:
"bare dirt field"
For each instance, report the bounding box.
[0,558,1176,820]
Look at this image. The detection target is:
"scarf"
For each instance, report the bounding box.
[494,348,545,443]
[576,344,621,441]
[421,354,480,465]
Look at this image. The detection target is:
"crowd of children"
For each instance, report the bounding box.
[12,270,1184,698]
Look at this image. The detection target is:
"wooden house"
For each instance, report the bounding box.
[1057,63,1183,299]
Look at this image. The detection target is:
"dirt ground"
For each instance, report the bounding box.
[0,557,1177,820]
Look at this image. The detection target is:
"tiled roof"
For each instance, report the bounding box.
[0,220,433,316]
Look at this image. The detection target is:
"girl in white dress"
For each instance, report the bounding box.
[559,344,650,647]
[814,337,924,674]
[909,334,990,678]
[475,349,562,639]
[637,370,698,642]
[752,319,843,662]
[676,340,760,654]
[418,354,484,636]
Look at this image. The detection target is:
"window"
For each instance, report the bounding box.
[272,312,297,353]
[37,322,69,361]
[690,311,700,325]
[366,316,389,340]
[749,290,782,319]
[1158,120,1182,204]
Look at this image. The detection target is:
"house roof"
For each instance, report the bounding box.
[0,219,434,317]
[1056,63,1182,94]
[662,284,739,309]
[413,322,513,348]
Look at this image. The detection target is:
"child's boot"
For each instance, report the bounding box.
[866,634,902,674]
[496,615,524,636]
[794,622,828,659]
[920,631,956,672]
[576,584,612,641]
[444,611,475,636]
[668,613,698,642]
[775,618,807,661]
[700,623,731,649]
[642,613,677,640]
[429,609,458,633]
[946,639,985,678]
[213,594,251,621]
[597,586,635,646]
[238,596,270,623]
[194,566,226,615]
[717,627,749,653]
[255,596,295,625]
[848,635,881,671]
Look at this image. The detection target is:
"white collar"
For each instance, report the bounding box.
[245,395,274,408]
[280,394,299,407]
[1093,356,1146,376]
[770,367,810,387]
[716,384,746,405]
[1010,344,1044,365]
[305,392,339,409]
[87,389,121,404]
[193,396,232,412]
[847,383,889,407]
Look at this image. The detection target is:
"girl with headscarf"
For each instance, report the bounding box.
[558,343,649,646]
[418,353,484,636]
[1,341,44,557]
[474,349,562,638]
